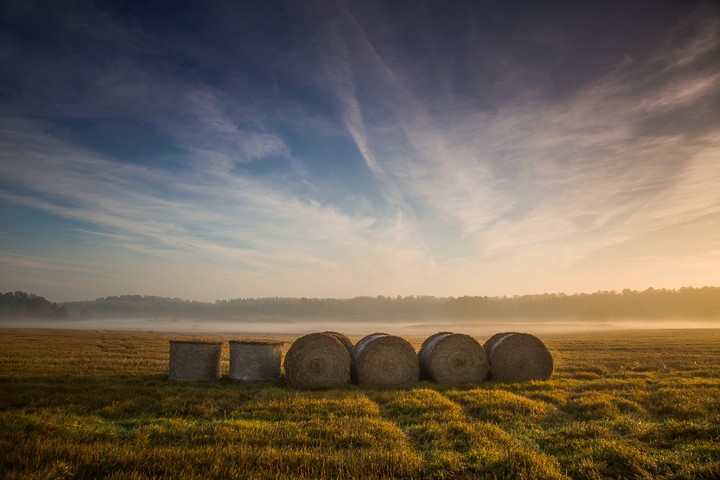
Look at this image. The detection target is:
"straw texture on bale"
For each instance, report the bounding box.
[419,332,489,385]
[322,331,355,379]
[284,333,351,389]
[486,332,553,382]
[321,331,354,357]
[228,339,284,381]
[350,332,386,382]
[352,333,419,387]
[168,340,222,381]
[483,332,517,356]
[418,331,453,380]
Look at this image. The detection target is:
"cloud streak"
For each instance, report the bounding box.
[287,1,720,296]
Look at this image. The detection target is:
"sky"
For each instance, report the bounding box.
[1,0,719,302]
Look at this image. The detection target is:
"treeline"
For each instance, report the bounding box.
[62,295,448,320]
[65,295,210,319]
[58,287,720,321]
[446,287,720,320]
[0,291,68,319]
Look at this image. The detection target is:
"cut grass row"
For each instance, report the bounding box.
[0,327,719,478]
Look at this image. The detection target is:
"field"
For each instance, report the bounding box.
[1,328,719,479]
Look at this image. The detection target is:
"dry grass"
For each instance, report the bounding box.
[0,327,719,478]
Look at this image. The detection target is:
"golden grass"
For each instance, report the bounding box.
[0,327,719,478]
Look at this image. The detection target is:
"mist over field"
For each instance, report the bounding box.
[5,316,720,338]
[2,287,719,336]
[0,316,604,336]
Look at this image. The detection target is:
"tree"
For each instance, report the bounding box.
[0,291,68,319]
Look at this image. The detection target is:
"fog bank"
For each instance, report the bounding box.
[2,317,717,337]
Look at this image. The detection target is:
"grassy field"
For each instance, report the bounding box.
[0,327,719,479]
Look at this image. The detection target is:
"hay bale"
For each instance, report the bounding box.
[418,331,453,380]
[352,333,419,387]
[284,333,350,389]
[419,332,489,385]
[228,339,284,381]
[487,333,553,382]
[168,340,222,381]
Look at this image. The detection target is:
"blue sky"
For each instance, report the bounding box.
[1,0,719,302]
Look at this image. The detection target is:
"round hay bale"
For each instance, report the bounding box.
[228,339,284,381]
[419,333,489,385]
[418,331,453,380]
[168,340,222,381]
[284,333,350,389]
[353,333,419,387]
[487,333,553,382]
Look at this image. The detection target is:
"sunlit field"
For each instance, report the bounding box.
[1,328,719,479]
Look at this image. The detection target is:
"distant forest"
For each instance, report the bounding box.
[51,286,720,322]
[2,287,719,322]
[0,291,68,319]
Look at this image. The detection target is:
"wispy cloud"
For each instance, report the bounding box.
[305,1,720,292]
[0,115,436,299]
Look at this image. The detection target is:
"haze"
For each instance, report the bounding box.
[1,1,720,303]
[5,316,720,339]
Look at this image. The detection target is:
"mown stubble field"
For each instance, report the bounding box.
[0,327,719,479]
